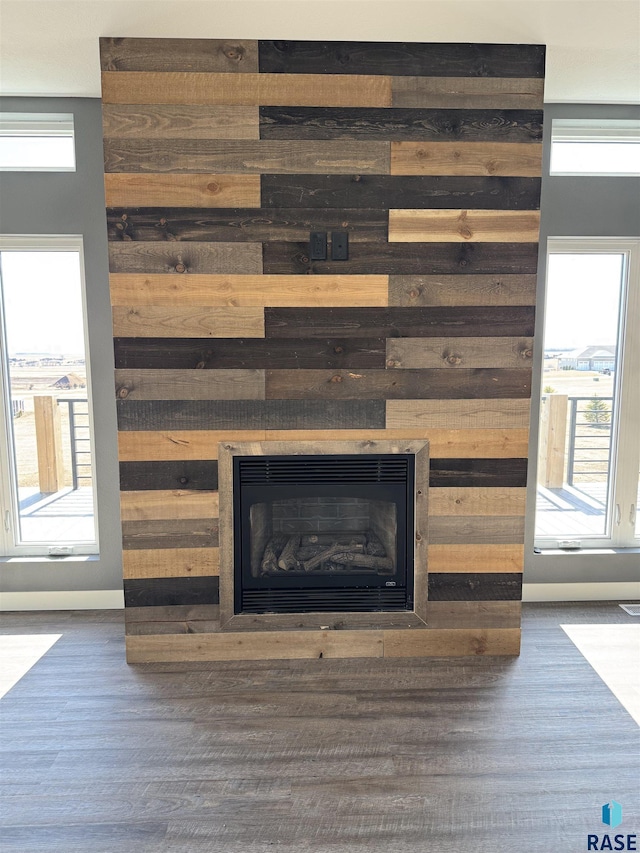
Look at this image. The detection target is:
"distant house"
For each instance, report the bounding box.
[558,345,616,371]
[51,373,86,389]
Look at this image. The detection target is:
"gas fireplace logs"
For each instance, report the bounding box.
[259,530,393,576]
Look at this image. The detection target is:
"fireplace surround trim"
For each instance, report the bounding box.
[218,439,429,632]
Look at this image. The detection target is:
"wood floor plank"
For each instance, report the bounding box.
[386,337,534,369]
[388,209,540,242]
[386,399,531,429]
[123,547,220,579]
[429,487,527,516]
[112,306,265,338]
[101,71,393,107]
[115,368,265,401]
[100,38,259,72]
[102,105,260,139]
[108,242,262,275]
[428,544,525,573]
[104,174,262,208]
[119,490,219,522]
[110,274,389,308]
[392,76,544,110]
[389,274,537,307]
[390,141,543,176]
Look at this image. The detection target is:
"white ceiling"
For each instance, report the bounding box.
[0,0,638,103]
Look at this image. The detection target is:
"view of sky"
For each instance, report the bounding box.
[544,253,623,351]
[0,251,86,356]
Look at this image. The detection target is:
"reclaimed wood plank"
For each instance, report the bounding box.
[123,548,219,579]
[386,336,534,369]
[122,518,219,550]
[124,603,219,622]
[116,400,386,431]
[262,241,538,276]
[264,306,535,339]
[265,368,531,399]
[388,209,540,242]
[428,544,525,573]
[119,460,219,491]
[118,430,267,461]
[392,76,544,109]
[429,458,528,488]
[429,515,525,544]
[428,573,523,601]
[123,576,219,608]
[112,306,265,338]
[390,141,542,176]
[107,207,388,243]
[104,138,390,174]
[259,107,543,142]
[125,629,384,662]
[258,41,545,78]
[110,274,389,308]
[108,242,262,275]
[102,105,260,139]
[113,338,386,370]
[104,174,262,208]
[100,38,259,72]
[388,274,537,307]
[260,174,541,210]
[385,399,531,429]
[424,600,522,628]
[383,627,521,656]
[115,368,265,401]
[119,489,219,522]
[429,487,527,516]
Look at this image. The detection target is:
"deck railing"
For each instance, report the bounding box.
[34,395,92,492]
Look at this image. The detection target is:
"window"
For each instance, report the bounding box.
[0,113,75,171]
[550,119,640,176]
[535,238,640,549]
[0,236,98,556]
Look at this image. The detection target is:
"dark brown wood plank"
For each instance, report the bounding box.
[389,274,537,306]
[100,38,259,72]
[428,573,523,601]
[265,369,531,400]
[124,603,219,621]
[108,242,262,274]
[262,241,539,276]
[113,337,387,370]
[263,306,535,339]
[258,41,545,78]
[122,518,219,550]
[107,208,388,243]
[261,174,541,210]
[260,107,543,142]
[103,139,390,174]
[429,458,528,487]
[116,400,386,431]
[119,461,219,492]
[429,516,525,544]
[123,577,220,608]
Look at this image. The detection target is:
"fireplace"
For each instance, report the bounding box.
[233,454,414,613]
[218,440,429,628]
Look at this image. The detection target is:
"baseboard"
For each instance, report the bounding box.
[522,582,640,602]
[0,589,125,611]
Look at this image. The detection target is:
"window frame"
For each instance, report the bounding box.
[550,119,640,177]
[0,113,76,172]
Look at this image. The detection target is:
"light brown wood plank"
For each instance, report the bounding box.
[389,209,540,242]
[428,544,525,573]
[110,274,389,307]
[386,337,533,369]
[115,369,265,401]
[383,628,521,657]
[102,71,392,108]
[120,490,219,522]
[104,174,261,208]
[118,430,267,461]
[429,487,527,517]
[125,629,385,662]
[388,274,537,307]
[112,306,264,338]
[390,142,542,177]
[108,242,262,275]
[386,400,531,429]
[392,76,544,109]
[123,547,219,579]
[424,600,522,629]
[102,105,260,139]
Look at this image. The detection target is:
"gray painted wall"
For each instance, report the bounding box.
[0,97,122,593]
[0,98,637,595]
[525,103,640,584]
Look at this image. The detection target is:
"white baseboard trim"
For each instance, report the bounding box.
[523,582,640,602]
[0,589,124,611]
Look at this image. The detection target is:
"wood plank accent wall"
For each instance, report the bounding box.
[100,37,544,660]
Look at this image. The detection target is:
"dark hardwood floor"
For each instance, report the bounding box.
[1,603,638,852]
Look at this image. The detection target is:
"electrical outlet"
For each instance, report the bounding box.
[310,232,327,260]
[331,231,348,260]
